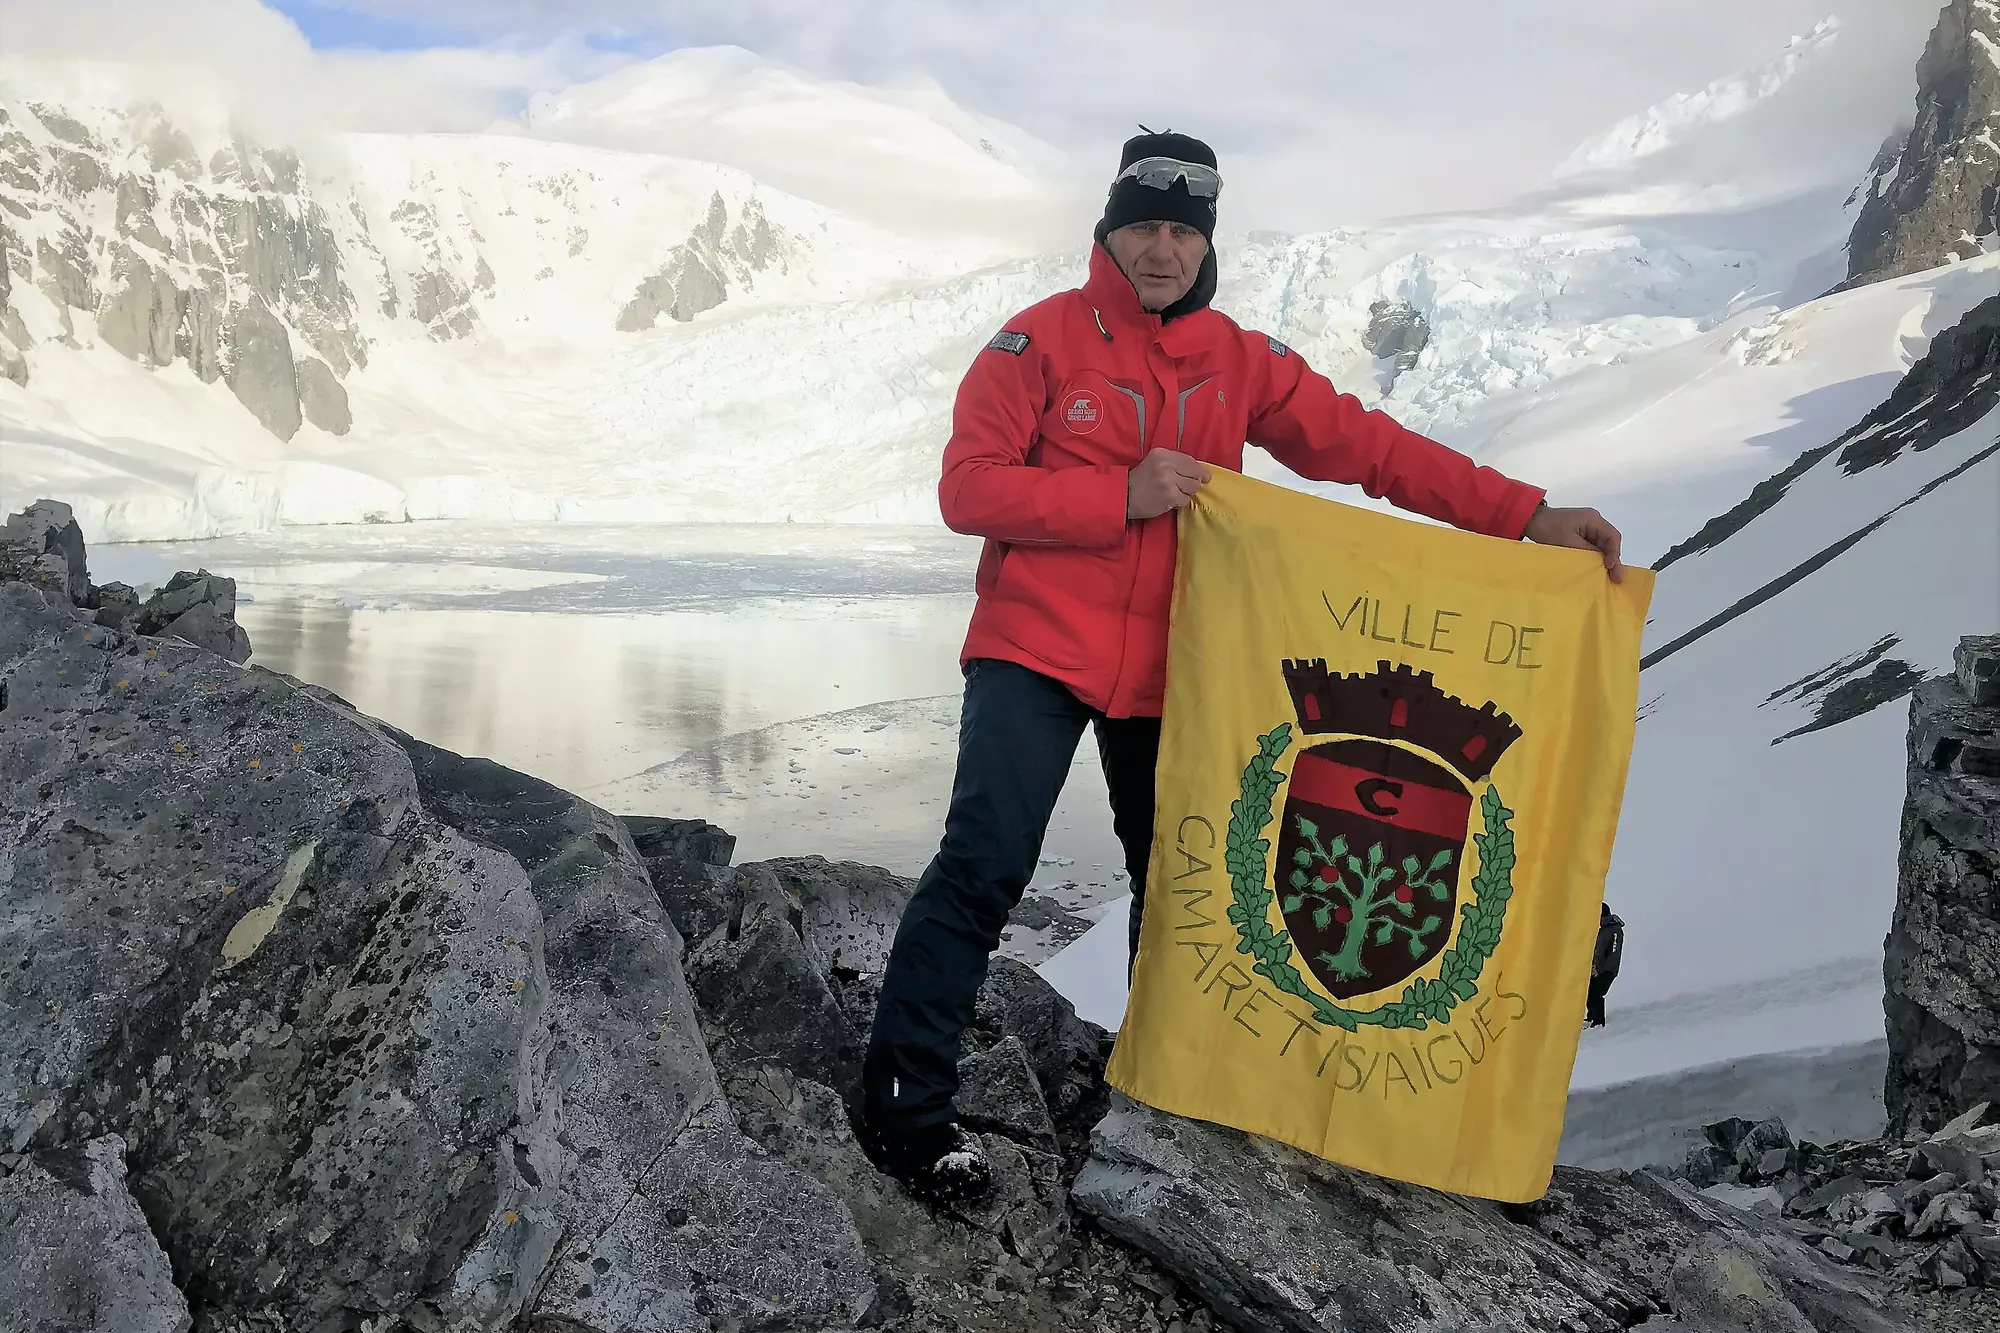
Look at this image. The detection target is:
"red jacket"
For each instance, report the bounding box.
[941,245,1545,718]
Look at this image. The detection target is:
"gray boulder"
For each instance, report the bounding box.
[0,1136,190,1333]
[0,574,871,1331]
[0,499,88,604]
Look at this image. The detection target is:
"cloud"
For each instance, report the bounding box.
[0,0,616,147]
[0,0,1946,229]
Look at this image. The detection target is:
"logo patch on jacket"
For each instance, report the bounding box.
[1267,336,1290,357]
[986,330,1030,355]
[1064,390,1103,434]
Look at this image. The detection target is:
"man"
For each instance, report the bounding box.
[857,130,1625,1202]
[1587,902,1625,1028]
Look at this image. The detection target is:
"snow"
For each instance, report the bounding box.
[1556,19,1842,179]
[520,45,1078,254]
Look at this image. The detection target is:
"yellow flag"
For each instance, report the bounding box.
[1106,468,1654,1203]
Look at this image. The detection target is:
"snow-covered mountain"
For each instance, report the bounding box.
[1,15,1909,548]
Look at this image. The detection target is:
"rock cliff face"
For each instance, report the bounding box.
[615,192,791,332]
[0,99,364,438]
[1843,0,2000,286]
[1885,635,2000,1137]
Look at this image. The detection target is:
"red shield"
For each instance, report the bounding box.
[1276,738,1469,1000]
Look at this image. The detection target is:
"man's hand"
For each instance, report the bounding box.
[1524,503,1624,582]
[1127,449,1211,521]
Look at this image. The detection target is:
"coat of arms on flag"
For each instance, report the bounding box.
[1105,469,1652,1202]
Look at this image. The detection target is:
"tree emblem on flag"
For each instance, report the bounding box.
[1225,660,1522,1031]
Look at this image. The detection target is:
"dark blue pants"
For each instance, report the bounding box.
[862,658,1160,1130]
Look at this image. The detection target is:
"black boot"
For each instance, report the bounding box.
[855,1111,993,1204]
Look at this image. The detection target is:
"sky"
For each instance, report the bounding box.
[0,0,1945,231]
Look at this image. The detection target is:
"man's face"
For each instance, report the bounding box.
[1106,219,1208,311]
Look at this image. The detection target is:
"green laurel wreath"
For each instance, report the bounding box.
[1223,723,1515,1032]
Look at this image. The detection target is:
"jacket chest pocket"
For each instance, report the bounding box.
[1038,373,1148,466]
[1172,376,1245,464]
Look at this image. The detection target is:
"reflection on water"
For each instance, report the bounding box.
[95,523,1132,937]
[239,592,977,795]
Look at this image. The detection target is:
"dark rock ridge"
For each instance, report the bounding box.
[1843,0,2000,287]
[1657,292,2000,576]
[1885,635,2000,1138]
[1642,292,1999,684]
[0,499,1939,1331]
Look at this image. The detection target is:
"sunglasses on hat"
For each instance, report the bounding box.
[1113,156,1222,198]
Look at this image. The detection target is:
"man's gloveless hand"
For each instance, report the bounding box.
[1127,449,1212,521]
[1524,504,1625,582]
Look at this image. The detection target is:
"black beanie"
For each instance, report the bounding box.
[1094,130,1220,320]
[1095,131,1219,242]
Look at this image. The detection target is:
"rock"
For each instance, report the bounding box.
[1922,1138,1993,1187]
[1708,1116,1763,1155]
[1819,1237,1858,1264]
[0,499,89,605]
[1703,1183,1787,1216]
[1688,1142,1740,1188]
[95,244,177,367]
[757,854,913,977]
[1885,641,2000,1138]
[1737,1118,1796,1175]
[616,192,789,332]
[1912,1189,1975,1238]
[294,353,351,434]
[1843,1,2000,287]
[622,814,735,867]
[1931,1099,1993,1141]
[1666,1235,1821,1333]
[1960,640,2000,709]
[129,569,251,663]
[973,956,1112,1168]
[959,1035,1059,1153]
[0,1135,190,1333]
[0,572,871,1330]
[1362,298,1430,390]
[1792,1174,1871,1217]
[1075,1100,1652,1332]
[687,905,861,1094]
[1758,1145,1799,1180]
[222,291,301,440]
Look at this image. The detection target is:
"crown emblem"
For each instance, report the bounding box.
[1281,658,1521,783]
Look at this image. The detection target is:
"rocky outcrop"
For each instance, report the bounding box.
[1363,297,1430,391]
[1076,1101,1909,1333]
[616,193,789,332]
[295,353,352,434]
[87,568,253,663]
[0,509,872,1331]
[0,98,365,440]
[221,292,302,439]
[0,503,1947,1332]
[1885,635,2000,1137]
[0,499,88,604]
[0,1136,192,1333]
[1844,0,2000,286]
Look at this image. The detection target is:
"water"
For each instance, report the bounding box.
[90,521,1136,954]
